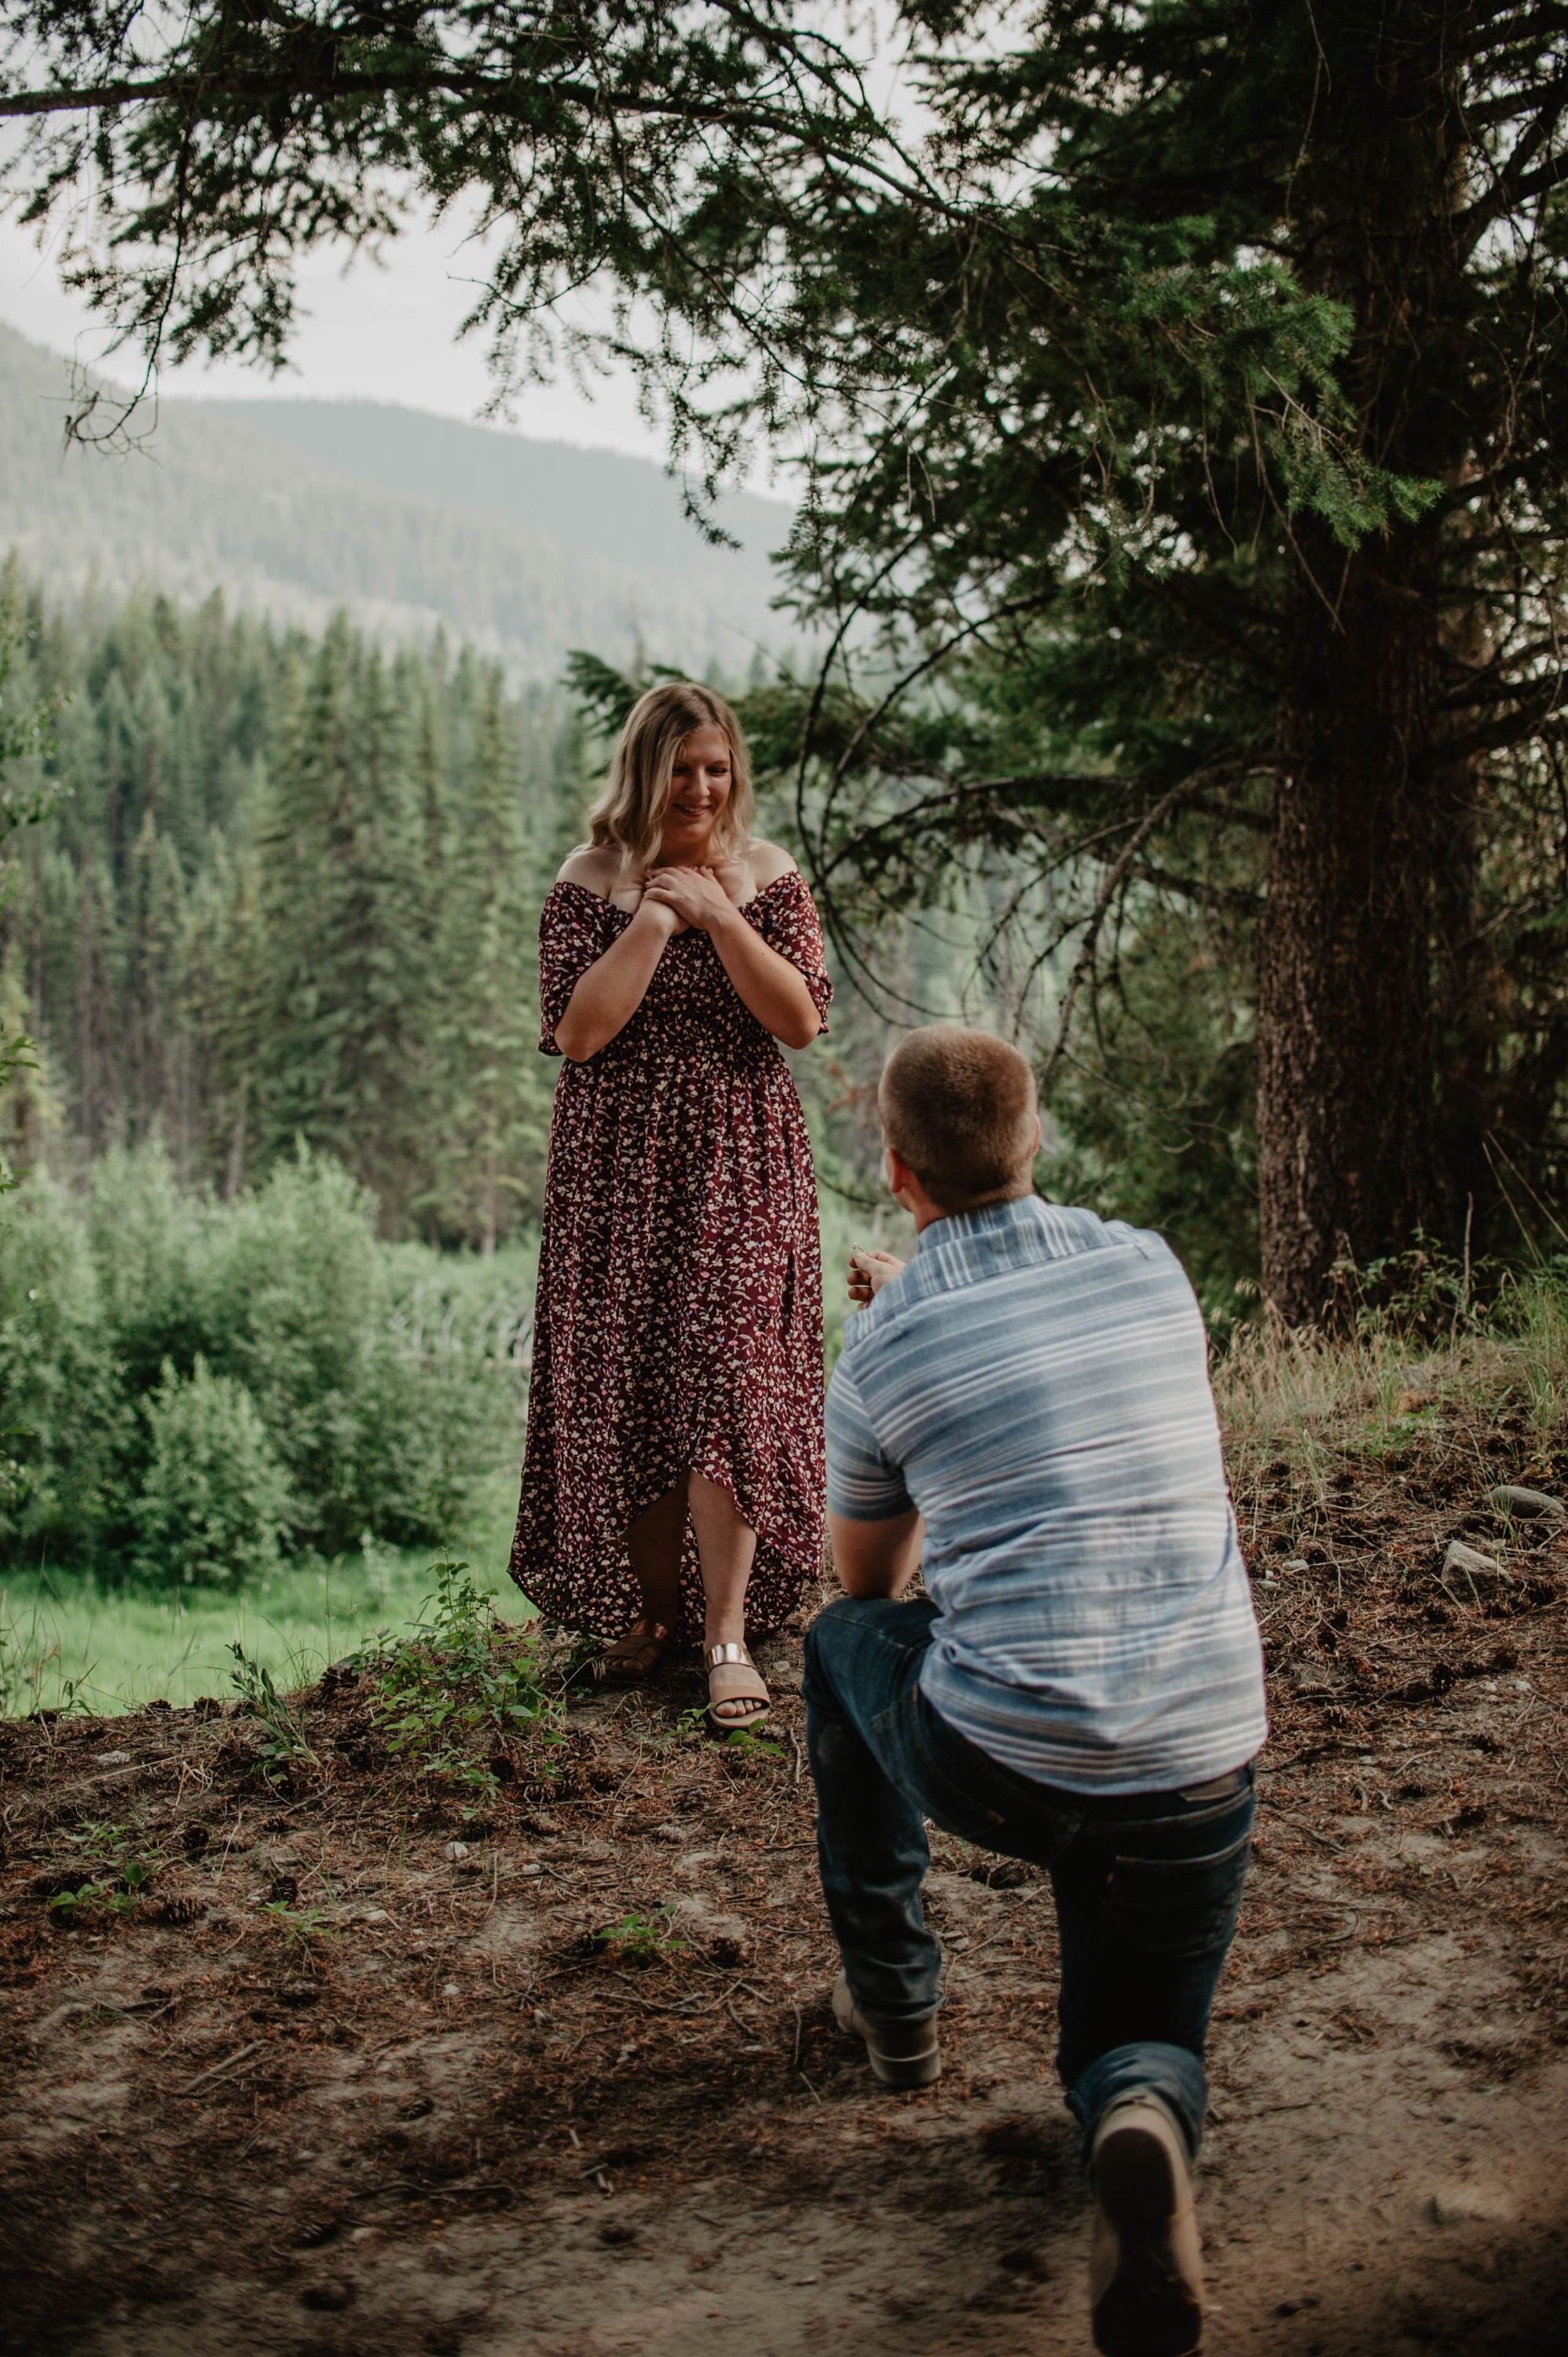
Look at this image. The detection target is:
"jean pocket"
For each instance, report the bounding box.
[1105,1827,1253,1959]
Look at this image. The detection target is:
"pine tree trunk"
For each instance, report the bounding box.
[1255,5,1477,1325]
[1257,540,1445,1325]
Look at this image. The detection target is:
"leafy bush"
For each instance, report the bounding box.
[0,1144,526,1582]
[196,1150,522,1552]
[0,1171,131,1561]
[195,1149,416,1549]
[131,1357,292,1587]
[83,1146,208,1392]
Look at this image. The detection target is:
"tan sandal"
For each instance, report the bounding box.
[705,1641,770,1732]
[598,1618,672,1685]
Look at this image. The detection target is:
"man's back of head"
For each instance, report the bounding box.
[878,1025,1039,1215]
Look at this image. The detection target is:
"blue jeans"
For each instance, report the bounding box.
[802,1596,1255,2161]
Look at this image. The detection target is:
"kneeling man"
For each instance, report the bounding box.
[805,1026,1267,2357]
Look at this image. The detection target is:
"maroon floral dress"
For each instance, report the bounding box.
[508,871,832,1640]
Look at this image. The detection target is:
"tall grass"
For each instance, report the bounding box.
[1214,1258,1568,1512]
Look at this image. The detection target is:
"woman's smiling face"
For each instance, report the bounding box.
[658,724,732,858]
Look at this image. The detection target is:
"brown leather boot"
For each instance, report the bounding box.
[1089,2092,1204,2357]
[830,1970,940,2089]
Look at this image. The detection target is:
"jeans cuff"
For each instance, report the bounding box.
[1067,2039,1208,2164]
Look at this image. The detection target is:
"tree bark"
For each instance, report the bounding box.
[1258,540,1446,1323]
[1256,2,1476,1324]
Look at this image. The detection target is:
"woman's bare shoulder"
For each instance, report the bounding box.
[556,845,622,895]
[745,840,800,889]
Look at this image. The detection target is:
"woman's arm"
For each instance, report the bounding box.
[642,867,822,1049]
[554,900,681,1061]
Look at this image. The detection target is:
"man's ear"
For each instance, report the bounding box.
[885,1142,917,1199]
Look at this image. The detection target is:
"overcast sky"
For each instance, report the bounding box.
[0,204,669,460]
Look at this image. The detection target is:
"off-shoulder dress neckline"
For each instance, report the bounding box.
[548,871,803,917]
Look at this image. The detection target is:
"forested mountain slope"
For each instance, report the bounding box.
[0,326,791,676]
[202,394,792,599]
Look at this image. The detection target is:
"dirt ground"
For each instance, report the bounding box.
[3,1438,1568,2357]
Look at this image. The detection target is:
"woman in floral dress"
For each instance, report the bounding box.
[508,682,830,1728]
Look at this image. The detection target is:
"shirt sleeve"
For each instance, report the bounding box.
[826,1354,914,1521]
[751,871,832,1032]
[537,884,610,1055]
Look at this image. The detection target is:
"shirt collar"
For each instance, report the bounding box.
[912,1193,1043,1257]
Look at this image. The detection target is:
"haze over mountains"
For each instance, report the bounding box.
[0,324,796,676]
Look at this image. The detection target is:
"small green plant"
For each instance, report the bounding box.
[356,1560,559,1812]
[229,1642,320,1782]
[591,1908,687,1967]
[258,1898,339,1953]
[47,1820,163,1922]
[667,1700,785,1760]
[716,1724,786,1762]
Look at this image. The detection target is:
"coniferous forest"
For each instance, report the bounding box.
[0,565,566,1242]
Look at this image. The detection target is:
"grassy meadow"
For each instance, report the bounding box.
[0,1471,527,1718]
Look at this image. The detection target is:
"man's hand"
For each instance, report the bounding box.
[848,1248,907,1304]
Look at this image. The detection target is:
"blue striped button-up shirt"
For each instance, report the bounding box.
[826,1194,1267,1794]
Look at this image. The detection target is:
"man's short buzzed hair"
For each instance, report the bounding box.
[879,1027,1039,1211]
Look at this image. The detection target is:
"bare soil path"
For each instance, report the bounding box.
[3,1445,1567,2357]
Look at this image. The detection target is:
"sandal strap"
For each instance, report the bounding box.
[609,1618,670,1650]
[705,1641,756,1671]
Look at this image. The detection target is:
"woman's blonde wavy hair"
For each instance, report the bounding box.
[585,681,755,869]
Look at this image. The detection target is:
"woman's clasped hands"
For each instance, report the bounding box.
[638,861,747,934]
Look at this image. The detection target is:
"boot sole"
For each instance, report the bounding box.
[1092,2123,1203,2357]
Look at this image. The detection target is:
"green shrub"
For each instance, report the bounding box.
[194,1149,516,1552]
[84,1144,208,1392]
[0,1145,524,1580]
[353,1557,559,1811]
[0,1172,131,1562]
[192,1149,397,1550]
[131,1357,292,1587]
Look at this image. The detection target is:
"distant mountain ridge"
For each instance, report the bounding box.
[201,396,793,586]
[0,325,795,677]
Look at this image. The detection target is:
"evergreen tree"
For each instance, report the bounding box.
[15,2,1565,1315]
[123,812,187,1153]
[179,830,261,1199]
[432,672,551,1252]
[715,4,1567,1317]
[245,620,432,1220]
[0,584,582,1228]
